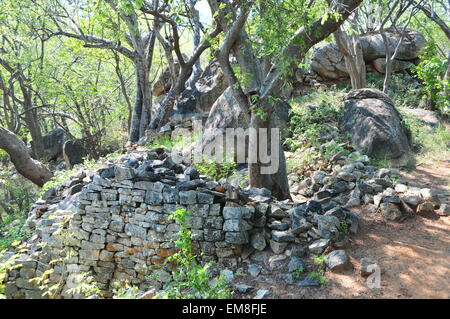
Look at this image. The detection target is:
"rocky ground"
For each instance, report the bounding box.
[231,161,450,299]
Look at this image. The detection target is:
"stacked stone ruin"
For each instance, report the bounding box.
[4,149,270,298]
[4,145,448,299]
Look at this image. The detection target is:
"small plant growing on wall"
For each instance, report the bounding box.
[156,208,232,299]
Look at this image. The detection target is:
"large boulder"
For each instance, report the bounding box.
[310,43,348,80]
[199,88,290,160]
[311,28,426,80]
[372,58,414,74]
[63,140,86,169]
[360,27,426,61]
[152,61,181,97]
[399,107,440,127]
[170,60,228,123]
[152,55,190,97]
[41,128,69,161]
[343,89,411,164]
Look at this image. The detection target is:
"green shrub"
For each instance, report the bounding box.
[337,221,349,235]
[313,255,326,265]
[310,270,327,285]
[285,101,343,151]
[400,111,450,164]
[196,158,237,181]
[293,267,305,280]
[412,42,449,111]
[157,208,232,299]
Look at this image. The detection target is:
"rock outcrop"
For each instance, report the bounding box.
[311,28,426,80]
[170,60,228,123]
[152,58,184,97]
[40,128,69,161]
[63,140,86,169]
[200,88,290,159]
[343,88,411,164]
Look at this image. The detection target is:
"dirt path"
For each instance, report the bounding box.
[235,162,450,299]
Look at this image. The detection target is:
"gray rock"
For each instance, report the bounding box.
[311,28,425,80]
[269,221,289,231]
[250,233,267,251]
[200,87,290,160]
[290,246,307,257]
[288,257,307,272]
[269,240,288,254]
[345,210,359,234]
[269,205,290,218]
[420,188,440,206]
[332,181,349,193]
[438,204,450,216]
[343,89,411,164]
[114,166,135,181]
[324,207,346,220]
[223,219,252,232]
[291,216,313,234]
[272,230,295,243]
[316,215,340,240]
[248,264,263,277]
[197,192,214,204]
[309,239,330,254]
[234,284,254,293]
[296,275,320,287]
[305,200,322,214]
[380,203,402,221]
[162,187,179,203]
[124,224,147,240]
[373,58,413,73]
[179,191,197,205]
[399,107,440,127]
[225,232,249,244]
[312,171,327,184]
[401,195,423,206]
[325,250,349,270]
[382,195,400,204]
[223,207,251,219]
[417,202,435,214]
[221,269,234,283]
[41,128,69,160]
[276,273,294,284]
[268,254,288,271]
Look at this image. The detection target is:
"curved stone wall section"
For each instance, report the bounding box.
[4,152,261,298]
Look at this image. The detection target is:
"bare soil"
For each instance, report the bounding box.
[234,162,450,299]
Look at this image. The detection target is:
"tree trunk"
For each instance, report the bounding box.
[18,80,45,159]
[0,125,53,187]
[148,63,194,130]
[212,0,363,200]
[334,27,366,89]
[256,101,291,199]
[444,50,450,99]
[129,59,152,142]
[380,28,392,93]
[186,0,202,89]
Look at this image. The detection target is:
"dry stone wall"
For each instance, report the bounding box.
[4,151,267,298]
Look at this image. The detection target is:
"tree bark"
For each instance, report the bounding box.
[444,50,450,99]
[18,79,45,159]
[334,27,366,89]
[0,125,53,187]
[414,2,450,40]
[186,0,203,89]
